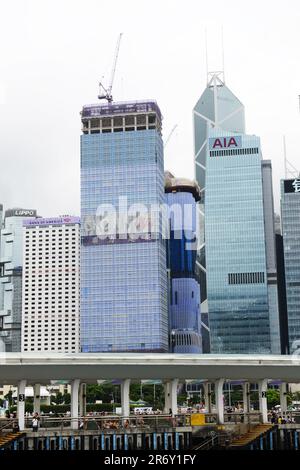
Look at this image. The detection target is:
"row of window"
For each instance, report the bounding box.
[25,229,78,234]
[209,147,259,157]
[24,281,77,286]
[83,114,157,128]
[24,309,77,313]
[228,272,265,285]
[23,348,77,351]
[24,315,77,320]
[173,333,200,347]
[23,343,76,346]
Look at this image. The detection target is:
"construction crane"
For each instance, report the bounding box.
[98,33,123,103]
[164,124,178,148]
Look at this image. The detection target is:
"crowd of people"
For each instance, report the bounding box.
[78,416,147,431]
[269,411,296,424]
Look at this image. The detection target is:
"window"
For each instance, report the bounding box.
[228,272,265,285]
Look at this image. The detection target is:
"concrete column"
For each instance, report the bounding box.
[258,379,268,424]
[215,379,224,424]
[121,379,131,417]
[164,381,172,414]
[71,379,80,430]
[204,382,212,413]
[170,379,178,416]
[17,379,26,431]
[242,382,250,414]
[79,383,87,417]
[280,383,288,415]
[33,383,41,415]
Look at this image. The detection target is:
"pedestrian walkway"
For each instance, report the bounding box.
[230,424,274,448]
[0,432,25,449]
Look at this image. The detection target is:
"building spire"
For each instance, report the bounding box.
[205,27,226,86]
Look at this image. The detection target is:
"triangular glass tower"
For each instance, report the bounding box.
[193,72,245,325]
[193,72,280,354]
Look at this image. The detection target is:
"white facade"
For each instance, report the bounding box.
[21,217,80,353]
[0,208,37,352]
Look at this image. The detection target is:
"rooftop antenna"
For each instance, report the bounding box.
[98,33,123,103]
[221,26,225,84]
[284,135,300,178]
[283,135,287,179]
[205,28,209,85]
[206,27,225,86]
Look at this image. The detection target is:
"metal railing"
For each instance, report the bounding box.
[0,414,192,432]
[0,411,265,432]
[192,434,223,450]
[0,418,18,433]
[224,412,262,424]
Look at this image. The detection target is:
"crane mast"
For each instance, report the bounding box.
[98,33,123,103]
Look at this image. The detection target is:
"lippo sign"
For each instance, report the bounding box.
[209,136,242,150]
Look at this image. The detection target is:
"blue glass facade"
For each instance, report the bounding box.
[80,101,168,352]
[193,74,245,317]
[205,130,272,353]
[194,76,280,354]
[165,182,202,353]
[281,178,300,352]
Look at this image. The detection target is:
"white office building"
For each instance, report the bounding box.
[21,216,80,353]
[0,208,38,352]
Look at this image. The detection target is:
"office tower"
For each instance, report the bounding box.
[193,72,245,319]
[21,216,80,353]
[281,177,300,352]
[165,172,203,353]
[0,208,37,352]
[261,160,281,353]
[193,74,280,354]
[80,100,168,352]
[274,216,289,354]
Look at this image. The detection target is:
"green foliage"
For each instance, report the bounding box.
[266,389,280,408]
[86,384,120,404]
[9,403,120,414]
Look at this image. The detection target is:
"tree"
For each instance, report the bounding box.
[266,389,280,409]
[63,393,71,405]
[51,392,64,405]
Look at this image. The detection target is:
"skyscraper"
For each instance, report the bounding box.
[281,177,300,352]
[0,208,37,352]
[194,74,280,353]
[80,100,168,352]
[165,172,202,353]
[21,216,80,353]
[274,216,289,355]
[193,72,245,321]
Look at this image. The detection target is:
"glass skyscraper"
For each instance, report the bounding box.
[193,72,245,323]
[80,100,168,352]
[194,74,280,353]
[165,172,202,353]
[281,177,300,352]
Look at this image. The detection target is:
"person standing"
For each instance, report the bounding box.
[32,413,39,432]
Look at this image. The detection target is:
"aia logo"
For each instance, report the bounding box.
[212,137,238,149]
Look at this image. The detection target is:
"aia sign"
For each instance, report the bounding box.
[209,136,242,150]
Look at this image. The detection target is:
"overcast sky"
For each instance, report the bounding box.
[0,0,299,217]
